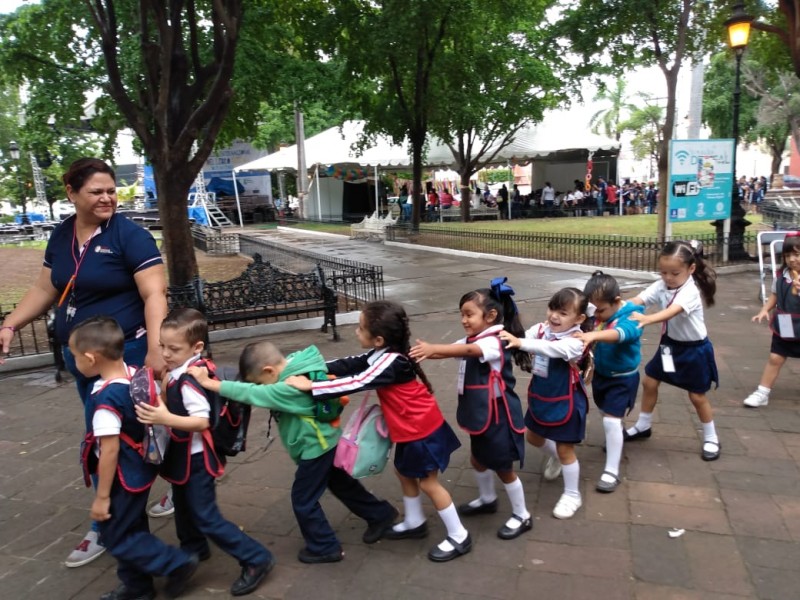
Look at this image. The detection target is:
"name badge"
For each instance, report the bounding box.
[457,359,466,395]
[533,354,550,378]
[660,345,676,373]
[777,314,794,339]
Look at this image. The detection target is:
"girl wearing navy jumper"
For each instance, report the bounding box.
[501,287,591,519]
[575,272,644,494]
[743,233,800,407]
[410,278,534,542]
[626,241,721,462]
[136,309,273,597]
[294,301,470,562]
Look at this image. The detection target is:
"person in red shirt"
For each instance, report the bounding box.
[607,183,618,215]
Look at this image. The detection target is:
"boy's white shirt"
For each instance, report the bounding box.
[169,353,211,454]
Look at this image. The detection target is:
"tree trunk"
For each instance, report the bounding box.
[460,171,472,222]
[770,150,783,177]
[155,169,198,286]
[411,138,424,231]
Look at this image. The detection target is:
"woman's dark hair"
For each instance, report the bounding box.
[548,287,591,332]
[460,287,532,372]
[780,234,800,269]
[583,270,620,305]
[361,300,434,393]
[661,240,717,306]
[62,158,115,191]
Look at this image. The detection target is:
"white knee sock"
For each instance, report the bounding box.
[438,503,468,541]
[466,469,496,508]
[541,438,559,459]
[503,477,530,521]
[562,461,581,500]
[702,421,719,444]
[392,495,425,532]
[603,416,623,481]
[628,411,653,435]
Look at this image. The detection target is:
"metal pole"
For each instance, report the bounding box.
[294,105,307,219]
[231,170,244,227]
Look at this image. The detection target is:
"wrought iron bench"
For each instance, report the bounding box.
[167,253,338,355]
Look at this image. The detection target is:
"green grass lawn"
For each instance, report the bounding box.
[275,213,765,238]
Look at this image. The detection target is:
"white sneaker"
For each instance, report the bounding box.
[743,389,769,408]
[65,530,106,568]
[552,494,582,519]
[543,456,562,481]
[148,492,175,518]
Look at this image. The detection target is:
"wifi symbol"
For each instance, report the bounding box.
[675,150,690,165]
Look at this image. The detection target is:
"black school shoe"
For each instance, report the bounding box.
[164,554,199,598]
[457,499,498,517]
[427,534,472,562]
[383,521,429,540]
[497,515,533,540]
[622,426,652,442]
[230,558,275,596]
[362,507,400,544]
[297,547,345,564]
[99,584,155,600]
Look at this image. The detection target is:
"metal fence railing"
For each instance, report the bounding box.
[0,305,53,358]
[238,234,384,311]
[385,225,759,271]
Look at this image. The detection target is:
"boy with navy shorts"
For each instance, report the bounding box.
[70,316,198,600]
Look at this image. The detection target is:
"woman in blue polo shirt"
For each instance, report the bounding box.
[0,157,168,568]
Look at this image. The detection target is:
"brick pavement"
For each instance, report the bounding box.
[1,230,798,599]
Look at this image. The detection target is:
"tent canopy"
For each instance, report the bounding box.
[235,113,619,174]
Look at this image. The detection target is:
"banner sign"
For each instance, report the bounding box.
[668,139,735,223]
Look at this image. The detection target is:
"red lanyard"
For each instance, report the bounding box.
[662,282,687,335]
[57,223,99,307]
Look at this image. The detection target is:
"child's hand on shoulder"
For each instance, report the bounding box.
[135,394,170,425]
[409,339,432,361]
[498,330,521,349]
[573,330,596,348]
[187,366,211,385]
[284,375,312,391]
[629,311,651,328]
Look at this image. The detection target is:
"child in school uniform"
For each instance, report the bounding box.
[289,300,470,562]
[410,277,534,542]
[575,272,645,493]
[500,288,591,519]
[626,240,721,461]
[70,316,198,600]
[187,340,397,564]
[743,233,800,407]
[134,308,273,597]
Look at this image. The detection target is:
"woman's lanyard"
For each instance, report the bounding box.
[57,223,100,319]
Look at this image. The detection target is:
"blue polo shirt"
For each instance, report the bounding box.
[593,300,644,377]
[45,213,163,344]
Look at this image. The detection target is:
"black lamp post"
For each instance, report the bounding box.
[8,140,27,219]
[717,1,753,260]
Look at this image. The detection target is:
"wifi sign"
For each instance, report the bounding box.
[675,150,690,165]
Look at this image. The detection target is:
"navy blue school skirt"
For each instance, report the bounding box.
[469,408,525,472]
[592,372,639,418]
[524,390,588,444]
[644,335,719,393]
[771,334,800,358]
[394,421,462,479]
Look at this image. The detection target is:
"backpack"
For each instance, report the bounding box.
[333,392,392,479]
[129,366,170,465]
[183,358,252,457]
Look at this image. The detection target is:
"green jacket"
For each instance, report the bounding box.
[219,345,341,463]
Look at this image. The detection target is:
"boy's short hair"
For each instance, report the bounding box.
[161,307,208,345]
[239,341,285,380]
[69,316,125,360]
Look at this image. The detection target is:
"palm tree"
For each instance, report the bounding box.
[589,79,635,142]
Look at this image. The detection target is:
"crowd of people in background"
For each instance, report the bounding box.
[739,175,768,214]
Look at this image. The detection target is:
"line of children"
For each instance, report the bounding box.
[743,233,800,407]
[70,316,199,600]
[575,272,644,493]
[288,300,472,561]
[186,339,398,565]
[626,240,722,461]
[500,288,591,519]
[134,308,274,597]
[409,278,534,541]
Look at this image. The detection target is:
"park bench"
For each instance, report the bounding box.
[167,253,339,355]
[350,210,397,241]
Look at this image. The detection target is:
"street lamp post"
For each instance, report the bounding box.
[718,1,753,261]
[8,141,28,220]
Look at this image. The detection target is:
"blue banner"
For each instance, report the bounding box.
[668,139,735,223]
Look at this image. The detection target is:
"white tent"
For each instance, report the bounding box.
[233,113,619,219]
